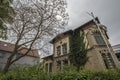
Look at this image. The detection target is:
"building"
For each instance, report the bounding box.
[0,40,39,70]
[112,44,120,61]
[43,18,119,72]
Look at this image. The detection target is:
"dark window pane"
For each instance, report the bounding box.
[62,43,67,54]
[101,53,109,69]
[57,46,61,56]
[93,31,105,45]
[57,61,61,70]
[63,59,68,65]
[107,53,115,67]
[49,63,52,72]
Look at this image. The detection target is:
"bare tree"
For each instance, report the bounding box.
[3,0,68,72]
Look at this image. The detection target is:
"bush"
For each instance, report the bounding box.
[0,66,120,80]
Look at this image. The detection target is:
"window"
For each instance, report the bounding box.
[107,53,115,67]
[57,61,61,70]
[101,53,109,69]
[49,63,52,72]
[63,59,68,65]
[45,63,48,72]
[62,43,67,54]
[93,31,105,45]
[56,46,61,56]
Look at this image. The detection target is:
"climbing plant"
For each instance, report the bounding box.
[69,29,88,72]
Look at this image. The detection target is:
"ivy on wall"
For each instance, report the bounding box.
[69,29,88,71]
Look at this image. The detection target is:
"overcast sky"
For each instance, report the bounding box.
[65,0,120,46]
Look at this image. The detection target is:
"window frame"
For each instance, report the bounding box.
[56,61,61,71]
[62,43,67,55]
[49,63,52,72]
[93,31,106,45]
[56,46,61,56]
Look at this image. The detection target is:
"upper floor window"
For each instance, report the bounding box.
[62,43,67,54]
[57,46,61,56]
[45,63,48,72]
[93,31,105,45]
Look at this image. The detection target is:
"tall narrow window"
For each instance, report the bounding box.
[93,31,105,45]
[115,53,120,61]
[62,43,67,54]
[56,46,61,56]
[107,53,115,68]
[101,53,109,69]
[45,63,48,72]
[57,61,61,71]
[49,63,52,72]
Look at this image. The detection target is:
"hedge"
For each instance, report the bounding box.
[0,66,120,80]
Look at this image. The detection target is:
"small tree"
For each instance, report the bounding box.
[69,30,88,72]
[3,0,68,72]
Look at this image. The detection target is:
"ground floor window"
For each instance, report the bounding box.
[45,63,48,72]
[101,52,115,69]
[63,59,68,65]
[101,53,109,69]
[49,63,52,72]
[57,61,61,71]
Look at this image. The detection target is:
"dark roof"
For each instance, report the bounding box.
[50,17,100,43]
[0,40,39,58]
[50,30,73,43]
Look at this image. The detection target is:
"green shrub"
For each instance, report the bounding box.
[0,66,120,80]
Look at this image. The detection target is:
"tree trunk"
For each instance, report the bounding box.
[3,58,13,73]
